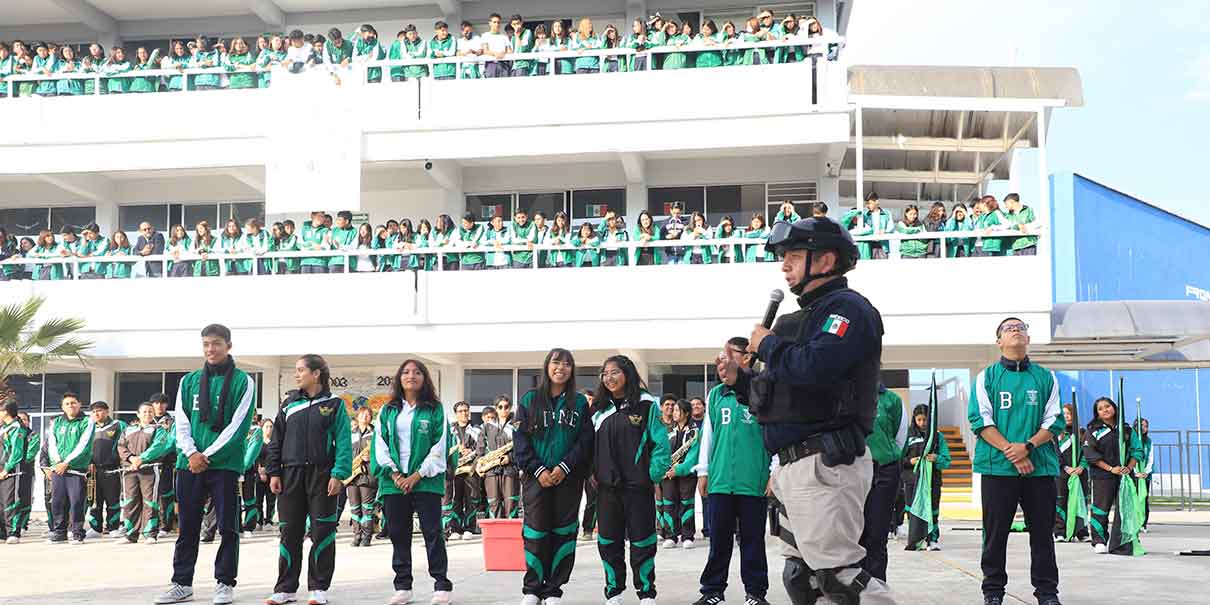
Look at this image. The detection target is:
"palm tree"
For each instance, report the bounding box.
[0,296,92,399]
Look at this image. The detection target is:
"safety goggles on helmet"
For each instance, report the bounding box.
[766,221,797,257]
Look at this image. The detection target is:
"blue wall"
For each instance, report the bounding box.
[1049,173,1210,434]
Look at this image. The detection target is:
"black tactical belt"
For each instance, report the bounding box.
[779,435,826,466]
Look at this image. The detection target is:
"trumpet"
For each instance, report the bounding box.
[475,442,513,476]
[343,442,373,486]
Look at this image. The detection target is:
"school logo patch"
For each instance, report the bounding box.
[822,314,851,337]
[106,430,117,438]
[1026,390,1039,406]
[628,414,644,426]
[319,405,334,417]
[741,408,754,424]
[418,419,430,434]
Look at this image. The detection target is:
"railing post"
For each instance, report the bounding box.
[1180,430,1188,510]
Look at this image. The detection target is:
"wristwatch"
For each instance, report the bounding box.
[1024,442,1035,453]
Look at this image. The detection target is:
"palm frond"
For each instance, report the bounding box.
[0,297,43,349]
[28,318,89,349]
[43,338,94,361]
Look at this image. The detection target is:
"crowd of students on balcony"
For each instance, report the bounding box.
[0,10,841,96]
[0,192,1038,280]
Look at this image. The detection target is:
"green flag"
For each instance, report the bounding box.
[1115,378,1145,556]
[1064,388,1089,541]
[906,373,939,548]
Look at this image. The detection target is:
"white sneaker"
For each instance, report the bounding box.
[605,597,624,605]
[147,535,159,544]
[681,540,694,550]
[153,584,195,604]
[431,590,451,604]
[661,539,676,549]
[307,589,328,604]
[1053,535,1064,542]
[1093,543,1108,554]
[265,592,296,604]
[242,530,254,539]
[387,590,413,605]
[85,528,101,539]
[447,532,460,541]
[896,525,907,538]
[5,536,18,544]
[461,531,474,540]
[213,582,235,604]
[544,598,563,605]
[927,541,941,551]
[69,536,84,545]
[108,529,125,538]
[639,599,657,605]
[520,596,540,605]
[1141,526,1149,534]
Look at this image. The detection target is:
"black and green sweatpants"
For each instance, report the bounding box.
[240,469,260,532]
[157,462,177,532]
[521,474,583,599]
[657,476,696,543]
[346,477,377,541]
[597,483,658,600]
[275,465,339,593]
[485,472,520,519]
[1052,473,1089,540]
[88,466,122,533]
[0,465,31,538]
[1090,477,1136,554]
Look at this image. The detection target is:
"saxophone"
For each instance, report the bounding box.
[475,442,513,476]
[343,441,373,486]
[86,468,97,505]
[666,427,698,475]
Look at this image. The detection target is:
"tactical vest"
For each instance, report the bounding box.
[753,287,881,436]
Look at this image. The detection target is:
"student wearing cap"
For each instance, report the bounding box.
[86,401,127,538]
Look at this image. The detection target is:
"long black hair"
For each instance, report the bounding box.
[908,404,930,438]
[298,354,332,393]
[592,354,647,413]
[528,348,577,433]
[1089,396,1118,429]
[389,358,439,408]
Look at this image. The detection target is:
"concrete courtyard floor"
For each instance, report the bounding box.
[3,511,1209,605]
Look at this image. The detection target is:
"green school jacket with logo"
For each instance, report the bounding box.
[516,390,591,473]
[190,50,221,88]
[77,236,109,274]
[328,226,358,269]
[508,222,536,266]
[255,49,286,88]
[571,34,601,71]
[173,367,256,474]
[273,234,300,273]
[1,420,29,473]
[974,210,1005,254]
[484,227,511,267]
[354,37,384,82]
[300,224,330,268]
[694,33,724,68]
[224,51,257,89]
[370,401,447,496]
[128,49,161,93]
[456,224,485,266]
[1006,206,1038,252]
[867,388,907,466]
[697,383,770,496]
[428,36,456,78]
[510,30,534,71]
[43,414,96,472]
[190,235,220,277]
[242,427,264,473]
[25,430,40,463]
[967,358,1064,478]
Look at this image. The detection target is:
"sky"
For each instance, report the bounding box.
[844,0,1210,226]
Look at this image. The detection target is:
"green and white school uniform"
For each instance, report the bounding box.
[428,36,457,79]
[743,226,773,262]
[374,233,398,271]
[102,59,132,93]
[166,237,190,274]
[545,229,573,266]
[630,227,662,265]
[897,221,927,258]
[456,223,486,267]
[255,49,286,88]
[432,228,458,268]
[55,59,83,96]
[508,222,536,267]
[694,33,725,68]
[410,232,431,270]
[1006,206,1038,254]
[273,234,300,273]
[77,236,109,275]
[354,37,385,83]
[224,51,257,89]
[370,400,448,498]
[600,227,629,265]
[240,231,270,274]
[773,209,801,224]
[484,226,511,268]
[190,51,221,89]
[739,31,765,66]
[510,29,534,74]
[325,39,353,66]
[624,34,649,71]
[943,216,974,257]
[549,37,574,74]
[105,246,135,278]
[192,236,220,276]
[662,34,690,70]
[721,34,743,66]
[33,54,58,95]
[0,55,16,95]
[32,243,64,280]
[714,229,744,262]
[571,34,601,71]
[683,226,714,263]
[389,38,429,80]
[571,233,600,267]
[164,54,191,91]
[974,210,1005,256]
[218,233,242,273]
[299,224,330,271]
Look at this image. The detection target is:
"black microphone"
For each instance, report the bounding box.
[762,289,785,329]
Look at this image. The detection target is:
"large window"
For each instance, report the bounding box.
[465,194,512,222]
[0,207,97,237]
[648,364,714,401]
[464,369,513,414]
[647,187,705,220]
[570,189,626,225]
[117,202,266,234]
[706,184,765,225]
[467,189,624,225]
[116,370,263,414]
[7,372,92,414]
[5,375,43,412]
[518,192,567,221]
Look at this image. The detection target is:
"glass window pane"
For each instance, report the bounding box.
[168,204,184,228]
[50,206,97,232]
[465,194,512,222]
[5,375,43,413]
[0,207,50,237]
[575,367,600,398]
[119,204,169,233]
[225,202,265,225]
[44,373,91,408]
[706,184,764,226]
[517,193,566,223]
[116,372,164,413]
[647,187,704,221]
[647,364,708,401]
[570,189,625,225]
[518,369,542,396]
[165,372,189,406]
[183,204,219,230]
[464,369,513,415]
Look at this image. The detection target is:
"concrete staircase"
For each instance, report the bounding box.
[938,426,980,520]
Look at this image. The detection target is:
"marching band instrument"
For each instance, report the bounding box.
[86,468,97,505]
[475,442,513,477]
[667,427,698,475]
[343,441,373,486]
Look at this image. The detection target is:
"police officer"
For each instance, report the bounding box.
[748,216,894,604]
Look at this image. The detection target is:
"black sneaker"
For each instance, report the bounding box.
[201,532,215,543]
[1038,598,1063,605]
[744,596,770,605]
[692,595,724,605]
[983,596,1004,605]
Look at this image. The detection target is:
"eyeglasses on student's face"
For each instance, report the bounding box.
[1000,322,1029,334]
[600,369,624,379]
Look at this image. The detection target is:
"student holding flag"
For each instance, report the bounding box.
[902,400,950,551]
[1052,402,1089,542]
[1081,394,1144,556]
[1134,416,1153,531]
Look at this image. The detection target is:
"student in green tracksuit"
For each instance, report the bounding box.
[0,44,17,98]
[591,355,671,604]
[455,213,486,270]
[271,221,300,274]
[902,404,951,551]
[1003,193,1039,256]
[859,384,909,582]
[163,41,192,91]
[264,355,353,605]
[31,44,58,97]
[1082,396,1144,556]
[154,324,256,605]
[389,26,429,81]
[1052,404,1089,542]
[631,211,662,266]
[218,220,244,276]
[972,197,1006,257]
[694,337,772,605]
[429,22,457,80]
[20,413,40,531]
[625,19,651,72]
[743,213,774,263]
[658,399,700,547]
[370,359,452,605]
[354,25,385,83]
[191,221,220,277]
[54,46,84,96]
[967,317,1063,605]
[190,38,222,90]
[328,211,358,272]
[660,21,689,70]
[484,215,511,269]
[694,21,725,68]
[224,38,258,89]
[571,223,600,267]
[545,213,573,268]
[101,48,132,94]
[509,16,534,77]
[943,203,975,258]
[256,35,287,88]
[432,214,459,270]
[897,205,928,259]
[0,400,31,542]
[76,223,109,279]
[40,392,95,543]
[239,426,263,534]
[571,20,602,73]
[513,348,594,603]
[30,230,63,281]
[299,213,331,274]
[508,209,537,269]
[324,29,354,67]
[128,47,161,93]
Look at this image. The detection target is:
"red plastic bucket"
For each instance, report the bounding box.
[479,518,525,571]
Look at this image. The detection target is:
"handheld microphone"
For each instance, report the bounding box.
[762,289,785,329]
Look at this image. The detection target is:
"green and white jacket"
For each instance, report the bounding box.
[695,382,771,496]
[41,414,96,472]
[371,400,447,496]
[173,365,257,474]
[967,357,1063,478]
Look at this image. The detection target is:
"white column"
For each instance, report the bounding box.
[1036,107,1051,258]
[854,104,864,211]
[625,183,647,225]
[90,366,115,409]
[816,155,840,214]
[94,200,119,235]
[439,362,465,415]
[626,0,648,28]
[260,363,282,417]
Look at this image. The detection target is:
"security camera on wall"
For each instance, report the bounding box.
[424,161,434,171]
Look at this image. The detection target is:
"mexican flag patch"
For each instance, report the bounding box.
[822,314,851,337]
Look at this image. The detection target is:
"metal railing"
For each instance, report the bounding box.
[1,37,843,98]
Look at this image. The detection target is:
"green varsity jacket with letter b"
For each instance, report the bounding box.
[173,367,257,474]
[967,357,1064,478]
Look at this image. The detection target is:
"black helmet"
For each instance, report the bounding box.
[767,216,859,270]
